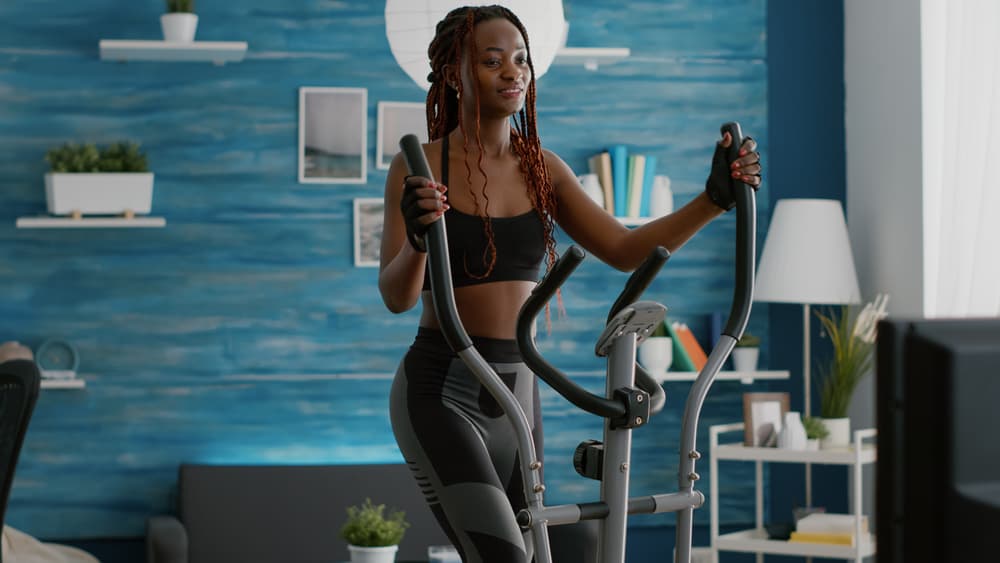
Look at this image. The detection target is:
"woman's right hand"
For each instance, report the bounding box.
[399,176,449,252]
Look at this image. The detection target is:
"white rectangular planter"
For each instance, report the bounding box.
[45,172,154,216]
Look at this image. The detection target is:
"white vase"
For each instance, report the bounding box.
[649,175,673,216]
[731,347,759,372]
[578,174,605,207]
[638,336,673,374]
[348,545,398,563]
[45,172,154,216]
[778,411,808,450]
[820,417,851,449]
[161,13,198,42]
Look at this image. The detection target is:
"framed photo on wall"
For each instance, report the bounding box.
[353,197,384,267]
[376,101,427,170]
[298,87,367,184]
[742,392,790,447]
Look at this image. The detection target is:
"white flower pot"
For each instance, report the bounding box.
[820,417,851,449]
[348,544,398,563]
[638,336,673,374]
[161,13,198,42]
[45,172,154,216]
[731,347,759,372]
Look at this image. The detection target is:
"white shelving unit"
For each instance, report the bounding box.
[99,40,248,65]
[554,46,630,71]
[709,423,877,562]
[16,216,166,228]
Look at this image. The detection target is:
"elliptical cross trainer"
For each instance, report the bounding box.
[400,122,756,563]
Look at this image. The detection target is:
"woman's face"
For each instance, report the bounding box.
[458,17,531,118]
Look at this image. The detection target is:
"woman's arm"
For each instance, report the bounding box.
[550,134,758,272]
[378,149,448,313]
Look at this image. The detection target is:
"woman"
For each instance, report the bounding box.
[380,6,761,562]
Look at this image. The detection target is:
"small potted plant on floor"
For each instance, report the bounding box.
[731,332,760,372]
[162,0,198,42]
[44,141,154,219]
[341,498,410,563]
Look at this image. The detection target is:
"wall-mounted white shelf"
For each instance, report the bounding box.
[99,40,248,65]
[16,216,166,228]
[652,370,789,384]
[41,379,86,390]
[554,47,630,71]
[619,216,652,226]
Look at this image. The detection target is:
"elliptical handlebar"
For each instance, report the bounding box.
[720,121,756,340]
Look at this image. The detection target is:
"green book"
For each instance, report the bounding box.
[664,321,696,372]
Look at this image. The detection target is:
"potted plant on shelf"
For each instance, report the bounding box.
[801,415,828,451]
[814,294,890,448]
[638,321,673,374]
[341,498,409,563]
[162,0,198,42]
[44,141,154,219]
[731,332,760,372]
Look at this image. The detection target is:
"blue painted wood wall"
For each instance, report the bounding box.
[0,0,771,539]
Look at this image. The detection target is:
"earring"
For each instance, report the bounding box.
[456,90,461,100]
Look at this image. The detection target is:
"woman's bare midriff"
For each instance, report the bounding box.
[419,280,537,340]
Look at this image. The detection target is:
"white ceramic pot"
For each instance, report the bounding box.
[778,411,808,450]
[731,347,759,372]
[638,336,673,374]
[348,544,398,563]
[820,417,851,449]
[45,172,154,216]
[161,13,198,42]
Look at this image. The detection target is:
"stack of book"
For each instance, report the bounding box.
[788,513,869,546]
[663,322,708,372]
[587,145,657,219]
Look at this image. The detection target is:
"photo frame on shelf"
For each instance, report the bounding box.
[298,87,367,184]
[353,197,384,267]
[376,101,427,170]
[742,392,790,447]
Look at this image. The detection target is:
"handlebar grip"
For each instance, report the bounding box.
[719,122,756,339]
[607,246,670,324]
[399,134,472,353]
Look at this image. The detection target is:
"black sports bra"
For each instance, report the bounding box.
[422,136,545,290]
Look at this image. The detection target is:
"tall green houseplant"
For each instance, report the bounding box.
[814,294,890,418]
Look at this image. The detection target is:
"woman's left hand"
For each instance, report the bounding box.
[705,132,762,211]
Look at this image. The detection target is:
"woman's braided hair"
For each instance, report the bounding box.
[425,5,559,281]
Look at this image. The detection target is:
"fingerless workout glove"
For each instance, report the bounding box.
[705,142,737,212]
[400,180,428,252]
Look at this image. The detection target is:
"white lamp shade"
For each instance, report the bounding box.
[755,199,862,305]
[385,0,566,92]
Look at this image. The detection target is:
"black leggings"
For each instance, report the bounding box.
[390,328,543,563]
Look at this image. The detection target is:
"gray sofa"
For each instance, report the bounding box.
[146,463,596,563]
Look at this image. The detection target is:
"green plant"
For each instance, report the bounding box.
[340,498,409,548]
[45,141,148,173]
[735,333,760,347]
[814,294,890,418]
[802,416,829,440]
[165,0,194,13]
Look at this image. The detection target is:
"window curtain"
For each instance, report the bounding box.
[922,0,1000,317]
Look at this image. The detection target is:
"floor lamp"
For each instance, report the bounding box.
[754,199,861,507]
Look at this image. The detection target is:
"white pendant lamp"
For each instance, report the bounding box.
[385,0,566,92]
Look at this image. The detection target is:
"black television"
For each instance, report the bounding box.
[876,317,1000,563]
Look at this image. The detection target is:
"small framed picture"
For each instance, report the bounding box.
[742,392,790,447]
[353,197,384,267]
[298,87,367,184]
[376,101,427,170]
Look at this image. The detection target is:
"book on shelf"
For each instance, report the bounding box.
[673,322,708,371]
[639,154,657,218]
[663,321,696,372]
[796,513,869,534]
[608,144,628,217]
[588,151,614,216]
[626,154,646,218]
[788,531,855,546]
